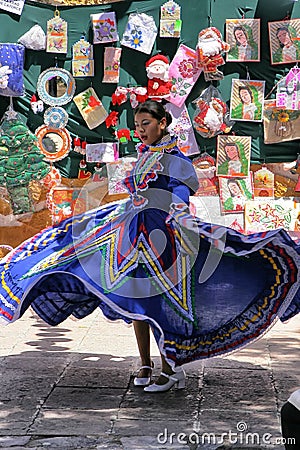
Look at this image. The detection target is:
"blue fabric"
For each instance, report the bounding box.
[0,43,24,97]
[0,137,299,367]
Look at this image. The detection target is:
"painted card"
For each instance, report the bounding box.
[269,19,300,65]
[219,175,254,214]
[106,157,137,195]
[91,12,119,44]
[216,135,251,177]
[86,142,119,163]
[226,18,260,62]
[47,186,88,225]
[253,167,275,198]
[165,102,199,156]
[230,79,265,122]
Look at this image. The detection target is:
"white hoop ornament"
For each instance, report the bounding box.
[37,67,76,106]
[44,106,69,128]
[35,125,71,161]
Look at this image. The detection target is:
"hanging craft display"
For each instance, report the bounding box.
[0,112,50,214]
[44,106,69,129]
[78,160,92,179]
[253,167,275,197]
[276,67,300,110]
[91,12,118,44]
[225,18,260,62]
[193,85,234,138]
[72,37,94,78]
[168,44,202,108]
[47,186,88,225]
[196,27,230,81]
[160,1,182,38]
[244,198,299,233]
[35,125,71,161]
[103,47,122,83]
[219,175,254,214]
[268,19,300,65]
[106,157,137,195]
[263,99,300,144]
[86,142,119,163]
[191,154,219,196]
[73,137,87,155]
[216,135,251,177]
[18,24,46,51]
[146,54,171,100]
[46,9,68,54]
[37,67,76,106]
[165,102,199,156]
[121,13,157,54]
[230,79,265,122]
[0,43,25,97]
[30,93,44,114]
[73,87,108,129]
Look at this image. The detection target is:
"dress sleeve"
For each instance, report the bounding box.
[164,152,199,205]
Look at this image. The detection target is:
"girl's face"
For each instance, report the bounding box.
[239,88,252,104]
[134,112,166,146]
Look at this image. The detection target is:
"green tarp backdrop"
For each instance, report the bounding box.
[0,0,300,177]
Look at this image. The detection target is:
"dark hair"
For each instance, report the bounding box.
[276,26,291,48]
[134,100,172,127]
[233,26,248,46]
[238,85,253,102]
[227,178,242,196]
[224,142,240,160]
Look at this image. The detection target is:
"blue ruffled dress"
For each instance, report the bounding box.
[0,135,299,366]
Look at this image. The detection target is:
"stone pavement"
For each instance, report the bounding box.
[0,308,299,450]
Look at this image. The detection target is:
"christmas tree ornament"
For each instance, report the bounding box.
[18,24,46,51]
[78,159,92,179]
[46,8,68,54]
[160,1,182,38]
[146,54,171,100]
[103,47,122,83]
[73,136,82,153]
[165,102,199,156]
[81,139,87,155]
[73,87,108,129]
[92,162,104,182]
[30,93,44,114]
[0,112,50,214]
[72,37,94,78]
[168,44,202,108]
[91,12,118,44]
[0,43,25,97]
[193,85,234,138]
[35,125,71,162]
[196,27,230,81]
[121,13,157,54]
[112,86,128,105]
[44,106,68,128]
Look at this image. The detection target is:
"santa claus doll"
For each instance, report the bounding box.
[145,54,172,100]
[196,27,230,81]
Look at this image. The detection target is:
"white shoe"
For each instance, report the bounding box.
[144,369,186,392]
[133,364,153,387]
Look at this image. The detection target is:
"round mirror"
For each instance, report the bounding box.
[37,68,76,106]
[35,125,71,161]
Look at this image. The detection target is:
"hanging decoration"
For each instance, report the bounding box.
[35,125,72,161]
[103,47,122,83]
[30,93,44,114]
[18,24,46,51]
[0,43,25,97]
[86,142,119,163]
[46,9,68,54]
[73,87,108,129]
[40,165,62,190]
[193,85,234,138]
[106,157,137,195]
[37,67,76,107]
[121,13,158,54]
[0,110,50,214]
[77,160,92,179]
[160,1,181,38]
[44,106,69,129]
[192,154,219,196]
[196,27,230,81]
[253,167,275,197]
[146,54,171,100]
[230,79,265,122]
[91,12,118,44]
[165,102,199,156]
[263,100,300,144]
[216,135,251,178]
[219,175,254,214]
[72,37,94,78]
[168,44,202,108]
[276,67,300,110]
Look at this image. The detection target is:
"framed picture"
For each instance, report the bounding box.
[216,135,251,177]
[230,79,265,122]
[268,19,300,65]
[219,175,253,214]
[226,18,260,62]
